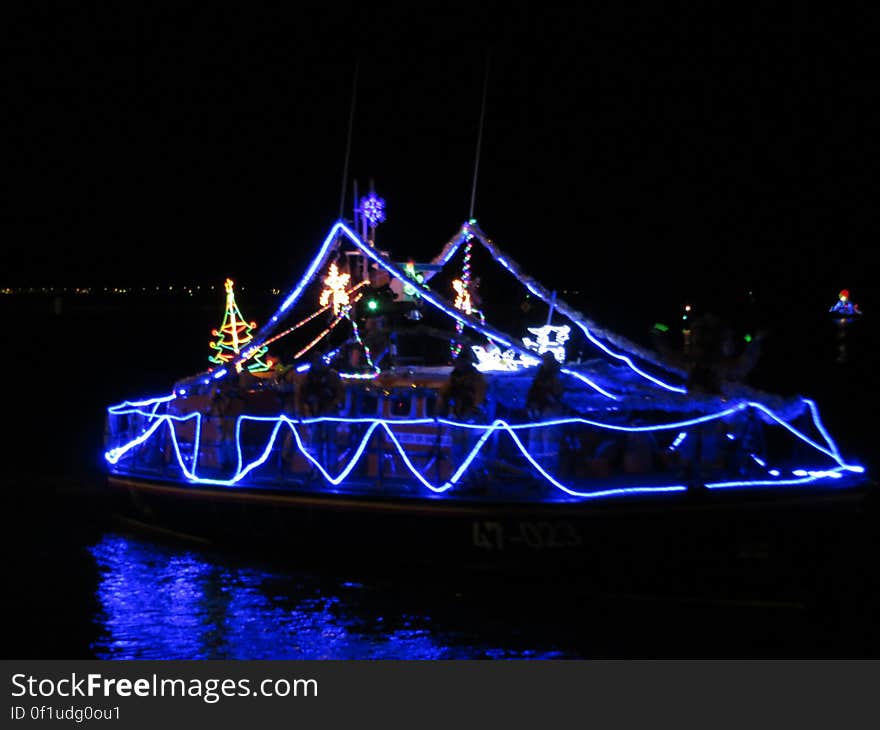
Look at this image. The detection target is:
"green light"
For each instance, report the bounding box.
[367,299,379,311]
[744,333,752,343]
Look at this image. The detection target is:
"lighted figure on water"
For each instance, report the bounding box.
[523,324,570,363]
[829,289,862,317]
[208,278,270,372]
[829,289,861,365]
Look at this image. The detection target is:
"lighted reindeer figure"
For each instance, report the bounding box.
[523,324,571,364]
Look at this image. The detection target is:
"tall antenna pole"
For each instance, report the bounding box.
[468,51,491,220]
[338,62,359,220]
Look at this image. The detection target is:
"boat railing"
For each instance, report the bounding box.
[103,392,852,499]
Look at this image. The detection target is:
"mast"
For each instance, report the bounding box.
[469,51,491,220]
[338,62,358,221]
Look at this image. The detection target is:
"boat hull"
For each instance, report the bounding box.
[106,474,880,605]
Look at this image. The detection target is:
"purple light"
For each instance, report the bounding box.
[360,194,386,226]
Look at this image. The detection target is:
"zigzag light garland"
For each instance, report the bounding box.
[106,394,864,500]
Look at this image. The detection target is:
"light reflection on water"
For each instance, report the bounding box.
[88,533,565,660]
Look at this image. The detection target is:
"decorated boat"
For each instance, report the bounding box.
[829,289,863,323]
[103,196,875,595]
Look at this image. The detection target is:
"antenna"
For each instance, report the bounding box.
[468,51,491,220]
[338,62,359,220]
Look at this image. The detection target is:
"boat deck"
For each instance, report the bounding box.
[107,458,874,509]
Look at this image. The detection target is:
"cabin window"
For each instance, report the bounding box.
[390,393,413,418]
[354,392,379,417]
[423,393,438,417]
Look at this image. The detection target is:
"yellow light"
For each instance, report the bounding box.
[319,263,352,315]
[452,279,472,315]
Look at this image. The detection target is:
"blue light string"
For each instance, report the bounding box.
[278,225,344,315]
[331,222,617,400]
[467,225,687,393]
[104,394,863,474]
[558,368,618,398]
[230,222,347,372]
[105,398,865,498]
[204,220,614,398]
[104,416,168,464]
[706,468,849,490]
[435,232,467,268]
[107,394,176,414]
[573,323,688,394]
[802,397,846,463]
[747,400,861,468]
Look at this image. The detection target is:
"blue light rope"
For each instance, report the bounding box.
[229,223,347,372]
[203,220,614,398]
[105,400,865,498]
[706,468,851,490]
[107,394,176,414]
[105,397,863,474]
[573,323,688,394]
[466,224,687,393]
[559,368,622,398]
[331,222,617,400]
[104,416,168,464]
[500,421,688,498]
[284,418,380,485]
[435,233,467,268]
[747,401,859,467]
[802,397,846,463]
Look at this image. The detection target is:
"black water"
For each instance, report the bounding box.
[4,293,879,658]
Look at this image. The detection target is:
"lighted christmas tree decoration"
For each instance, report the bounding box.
[209,278,270,372]
[360,193,386,227]
[319,263,352,315]
[829,289,862,317]
[523,324,571,363]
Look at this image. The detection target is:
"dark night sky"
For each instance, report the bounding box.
[3,4,877,320]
